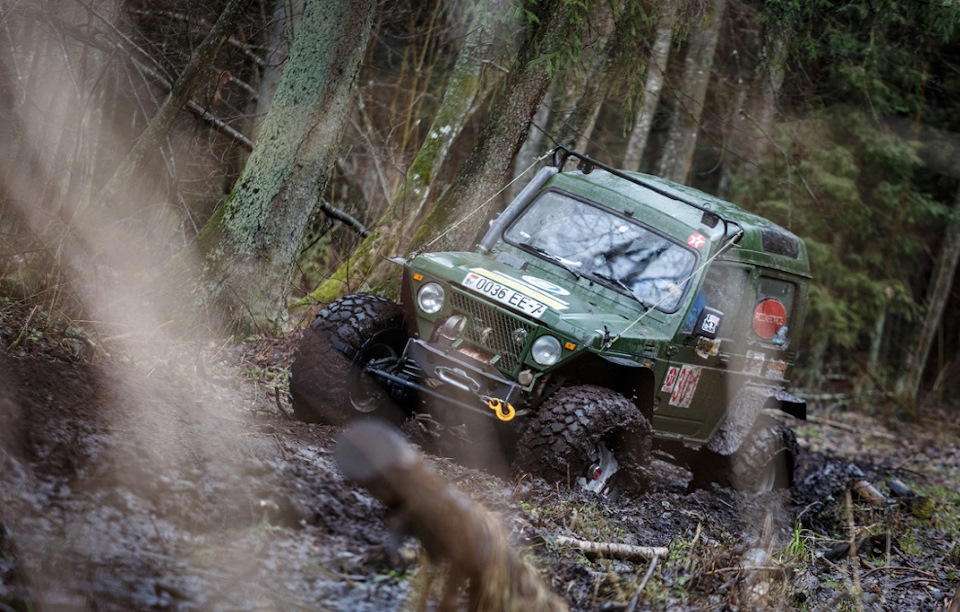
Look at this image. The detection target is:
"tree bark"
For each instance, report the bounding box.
[248,0,305,139]
[901,185,960,412]
[193,0,376,333]
[307,0,505,301]
[623,0,678,171]
[408,0,586,254]
[550,3,617,152]
[656,0,728,184]
[336,420,568,612]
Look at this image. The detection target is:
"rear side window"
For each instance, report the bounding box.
[681,264,749,336]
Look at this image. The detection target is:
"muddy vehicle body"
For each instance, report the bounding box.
[291,147,810,493]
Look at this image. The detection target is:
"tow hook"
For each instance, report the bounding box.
[484,397,516,421]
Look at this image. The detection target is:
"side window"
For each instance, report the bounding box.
[752,277,796,346]
[681,264,748,336]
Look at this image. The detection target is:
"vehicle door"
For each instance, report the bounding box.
[654,262,750,442]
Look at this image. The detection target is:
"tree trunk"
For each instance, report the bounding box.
[101,0,255,201]
[656,0,727,184]
[408,0,586,254]
[550,3,617,152]
[623,0,678,171]
[509,85,554,201]
[249,0,305,139]
[193,0,376,333]
[307,1,504,302]
[717,23,788,197]
[901,185,960,412]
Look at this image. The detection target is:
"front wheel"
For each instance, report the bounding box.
[289,294,408,425]
[516,385,651,495]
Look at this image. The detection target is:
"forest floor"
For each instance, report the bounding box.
[1,301,959,611]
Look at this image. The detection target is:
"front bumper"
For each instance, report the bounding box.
[365,338,528,422]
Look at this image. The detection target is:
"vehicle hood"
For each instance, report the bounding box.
[408,251,682,349]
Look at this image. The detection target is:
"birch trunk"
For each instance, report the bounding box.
[623,0,678,171]
[656,0,727,184]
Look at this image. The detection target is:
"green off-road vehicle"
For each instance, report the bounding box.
[291,147,809,494]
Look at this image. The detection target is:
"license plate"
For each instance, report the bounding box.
[462,272,548,319]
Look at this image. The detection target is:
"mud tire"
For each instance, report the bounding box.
[690,415,797,493]
[289,294,407,425]
[516,385,652,494]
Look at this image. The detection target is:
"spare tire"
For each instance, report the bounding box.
[516,385,651,495]
[289,294,408,425]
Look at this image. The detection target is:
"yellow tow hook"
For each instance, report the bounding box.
[486,397,516,422]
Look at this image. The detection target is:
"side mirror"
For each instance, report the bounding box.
[694,307,723,339]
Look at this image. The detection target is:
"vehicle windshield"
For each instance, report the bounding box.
[503,190,697,312]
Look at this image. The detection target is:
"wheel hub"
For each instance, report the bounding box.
[579,441,619,494]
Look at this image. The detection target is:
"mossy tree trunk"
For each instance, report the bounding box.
[307,0,506,303]
[408,0,588,254]
[195,0,375,333]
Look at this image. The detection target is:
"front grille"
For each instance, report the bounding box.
[449,291,534,373]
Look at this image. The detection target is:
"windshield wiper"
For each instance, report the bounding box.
[592,272,650,310]
[520,243,582,279]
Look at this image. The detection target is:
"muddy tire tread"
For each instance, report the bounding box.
[516,385,651,494]
[290,294,404,425]
[730,416,798,489]
[690,415,797,491]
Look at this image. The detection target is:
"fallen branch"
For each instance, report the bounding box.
[851,480,888,506]
[886,478,935,518]
[862,566,938,580]
[845,490,864,612]
[555,535,668,560]
[893,577,943,590]
[703,565,790,577]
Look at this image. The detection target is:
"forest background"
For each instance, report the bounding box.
[1,0,959,414]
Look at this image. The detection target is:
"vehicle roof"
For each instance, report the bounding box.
[545,168,810,278]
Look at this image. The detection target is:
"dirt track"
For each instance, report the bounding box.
[1,306,958,610]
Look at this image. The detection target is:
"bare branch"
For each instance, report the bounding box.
[555,535,669,560]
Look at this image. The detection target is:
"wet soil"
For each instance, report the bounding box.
[1,303,958,610]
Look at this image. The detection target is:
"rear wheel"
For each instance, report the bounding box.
[289,294,408,425]
[516,385,651,495]
[690,415,797,493]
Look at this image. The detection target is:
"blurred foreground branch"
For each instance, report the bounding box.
[335,420,567,612]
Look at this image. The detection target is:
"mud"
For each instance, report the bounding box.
[1,304,958,610]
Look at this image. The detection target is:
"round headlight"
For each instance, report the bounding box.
[417,282,445,314]
[531,335,562,366]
